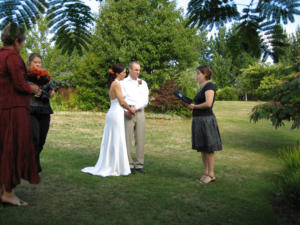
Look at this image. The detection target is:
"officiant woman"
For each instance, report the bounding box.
[0,23,41,206]
[187,65,222,184]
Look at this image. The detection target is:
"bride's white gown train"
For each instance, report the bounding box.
[81,98,131,177]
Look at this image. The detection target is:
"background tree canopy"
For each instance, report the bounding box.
[1,0,299,129]
[1,0,299,56]
[74,0,201,110]
[187,0,300,60]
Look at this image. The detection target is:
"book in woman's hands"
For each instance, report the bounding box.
[173,90,192,104]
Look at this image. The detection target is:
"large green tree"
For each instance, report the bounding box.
[74,0,201,110]
[268,24,290,63]
[208,25,257,89]
[250,65,300,129]
[287,27,300,64]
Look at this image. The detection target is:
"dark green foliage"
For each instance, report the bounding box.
[188,0,300,30]
[0,0,48,30]
[250,59,300,129]
[276,143,300,208]
[75,53,110,111]
[209,25,257,89]
[267,24,290,63]
[187,0,300,61]
[227,22,262,60]
[0,0,94,55]
[286,27,300,64]
[187,0,240,30]
[47,0,94,55]
[75,0,201,111]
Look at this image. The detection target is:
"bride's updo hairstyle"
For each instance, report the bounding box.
[107,63,126,89]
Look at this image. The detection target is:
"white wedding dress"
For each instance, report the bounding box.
[81,98,131,177]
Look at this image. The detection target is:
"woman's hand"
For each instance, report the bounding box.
[130,106,136,114]
[49,89,55,98]
[125,106,136,118]
[188,104,195,110]
[30,84,42,97]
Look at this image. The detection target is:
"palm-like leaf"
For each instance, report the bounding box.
[187,0,240,29]
[188,0,300,30]
[47,0,94,55]
[187,0,300,60]
[0,0,48,29]
[256,0,300,24]
[0,0,95,54]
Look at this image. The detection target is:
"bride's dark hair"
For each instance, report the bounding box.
[107,63,126,89]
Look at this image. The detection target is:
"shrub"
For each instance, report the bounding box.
[250,58,300,129]
[216,86,238,100]
[149,79,191,117]
[51,88,79,111]
[276,143,300,208]
[250,72,300,129]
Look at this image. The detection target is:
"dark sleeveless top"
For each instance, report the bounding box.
[192,82,216,117]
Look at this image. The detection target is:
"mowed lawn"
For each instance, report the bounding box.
[0,101,298,225]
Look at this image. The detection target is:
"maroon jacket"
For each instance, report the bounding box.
[0,47,32,110]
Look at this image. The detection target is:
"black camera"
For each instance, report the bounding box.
[40,82,56,102]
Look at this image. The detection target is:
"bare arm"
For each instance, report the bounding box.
[188,90,214,110]
[113,82,136,114]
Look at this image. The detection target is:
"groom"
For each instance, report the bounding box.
[121,61,149,174]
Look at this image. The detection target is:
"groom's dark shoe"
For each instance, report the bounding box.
[130,168,136,175]
[136,168,145,174]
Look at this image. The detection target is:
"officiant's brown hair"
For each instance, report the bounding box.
[1,23,25,46]
[196,65,212,80]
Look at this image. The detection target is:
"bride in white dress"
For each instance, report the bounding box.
[81,64,136,177]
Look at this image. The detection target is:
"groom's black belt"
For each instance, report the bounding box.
[129,105,143,112]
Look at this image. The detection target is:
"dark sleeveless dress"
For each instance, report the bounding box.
[192,82,222,152]
[0,47,40,191]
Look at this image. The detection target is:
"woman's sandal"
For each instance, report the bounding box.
[198,175,216,184]
[1,196,28,207]
[199,174,208,183]
[2,200,27,207]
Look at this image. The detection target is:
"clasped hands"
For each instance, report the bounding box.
[125,106,137,118]
[30,83,42,97]
[30,83,55,98]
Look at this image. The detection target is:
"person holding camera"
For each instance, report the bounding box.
[27,53,55,173]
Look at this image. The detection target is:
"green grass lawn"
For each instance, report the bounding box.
[1,101,299,225]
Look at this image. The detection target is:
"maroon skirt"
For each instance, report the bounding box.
[0,107,40,191]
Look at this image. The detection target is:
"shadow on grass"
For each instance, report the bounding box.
[221,127,298,157]
[0,147,279,225]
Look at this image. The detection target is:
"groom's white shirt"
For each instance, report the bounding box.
[121,76,149,110]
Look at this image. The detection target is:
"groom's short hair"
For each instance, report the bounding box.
[129,61,140,69]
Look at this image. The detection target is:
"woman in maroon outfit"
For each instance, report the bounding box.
[0,23,41,206]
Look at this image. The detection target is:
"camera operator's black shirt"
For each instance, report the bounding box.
[30,84,53,114]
